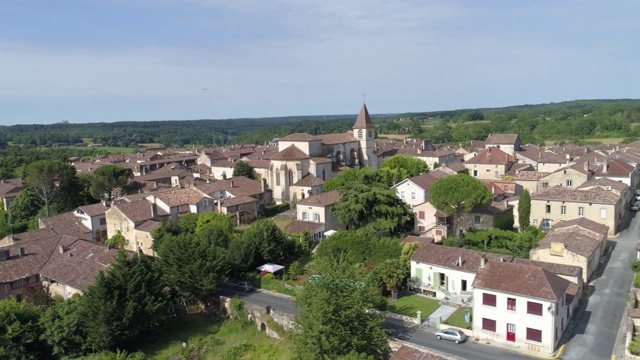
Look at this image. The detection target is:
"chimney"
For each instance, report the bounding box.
[603,158,608,173]
[499,256,504,262]
[230,180,234,187]
[217,199,222,213]
[584,161,589,172]
[457,256,463,267]
[151,201,158,220]
[480,255,487,268]
[58,244,65,254]
[19,247,25,257]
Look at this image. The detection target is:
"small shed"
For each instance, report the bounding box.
[257,263,285,276]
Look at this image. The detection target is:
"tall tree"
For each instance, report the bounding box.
[518,189,531,232]
[332,182,410,232]
[7,188,41,233]
[232,160,255,179]
[23,160,76,217]
[155,232,229,305]
[82,251,170,351]
[241,219,292,264]
[380,154,429,186]
[0,298,48,359]
[41,296,89,358]
[376,258,405,300]
[323,168,381,191]
[90,165,130,201]
[430,174,492,237]
[293,257,390,359]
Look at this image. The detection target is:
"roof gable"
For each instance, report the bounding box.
[352,103,375,129]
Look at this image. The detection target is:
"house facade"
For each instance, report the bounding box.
[295,190,343,232]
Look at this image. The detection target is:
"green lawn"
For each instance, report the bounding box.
[443,307,472,329]
[235,215,293,235]
[388,295,440,318]
[134,313,292,360]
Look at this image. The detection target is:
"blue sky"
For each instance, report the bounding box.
[1,0,638,125]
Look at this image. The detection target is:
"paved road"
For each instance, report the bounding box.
[562,212,639,360]
[220,285,534,360]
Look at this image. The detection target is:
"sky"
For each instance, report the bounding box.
[1,0,639,125]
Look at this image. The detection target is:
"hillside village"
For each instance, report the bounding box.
[2,103,640,358]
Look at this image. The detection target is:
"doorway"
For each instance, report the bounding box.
[507,323,516,342]
[461,279,467,292]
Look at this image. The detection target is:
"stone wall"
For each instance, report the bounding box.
[218,295,296,339]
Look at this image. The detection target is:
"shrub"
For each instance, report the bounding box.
[262,203,290,217]
[229,297,248,323]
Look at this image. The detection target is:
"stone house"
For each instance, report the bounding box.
[465,147,516,180]
[485,133,521,155]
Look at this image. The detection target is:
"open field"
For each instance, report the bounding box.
[378,134,410,140]
[55,146,139,153]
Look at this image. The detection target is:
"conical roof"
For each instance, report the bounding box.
[352,103,375,129]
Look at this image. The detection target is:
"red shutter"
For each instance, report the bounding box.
[483,293,496,307]
[527,301,543,316]
[507,298,516,311]
[482,318,496,332]
[418,211,425,219]
[526,328,542,342]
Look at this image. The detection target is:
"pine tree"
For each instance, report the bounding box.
[519,189,531,232]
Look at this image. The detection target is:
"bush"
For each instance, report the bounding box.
[229,297,248,323]
[262,203,290,217]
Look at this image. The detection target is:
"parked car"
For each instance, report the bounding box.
[632,202,640,211]
[435,328,467,344]
[234,281,255,292]
[635,190,640,201]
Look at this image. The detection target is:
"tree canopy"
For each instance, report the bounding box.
[90,165,130,201]
[232,160,254,179]
[379,154,429,186]
[23,160,77,217]
[429,174,492,237]
[518,189,531,232]
[293,257,390,359]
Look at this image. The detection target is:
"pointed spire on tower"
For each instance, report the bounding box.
[353,103,375,129]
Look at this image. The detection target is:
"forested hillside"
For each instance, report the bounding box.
[2,99,640,151]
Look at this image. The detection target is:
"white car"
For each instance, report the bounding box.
[435,328,468,344]
[632,202,640,211]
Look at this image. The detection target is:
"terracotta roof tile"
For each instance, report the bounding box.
[271,145,310,161]
[77,202,110,217]
[39,212,92,239]
[152,187,209,207]
[285,220,324,235]
[391,345,450,360]
[465,147,515,165]
[352,103,375,129]
[221,195,258,207]
[531,187,619,204]
[297,190,341,207]
[594,158,635,177]
[411,242,513,273]
[473,261,570,301]
[293,174,325,187]
[511,258,582,278]
[486,134,519,145]
[279,133,319,142]
[196,176,265,198]
[0,232,62,283]
[317,133,359,145]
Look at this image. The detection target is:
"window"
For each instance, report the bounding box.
[482,318,496,332]
[275,170,280,186]
[474,215,481,224]
[507,298,516,311]
[368,130,373,138]
[545,205,551,214]
[13,279,26,288]
[302,212,308,221]
[313,213,320,222]
[203,199,208,207]
[526,328,542,343]
[99,218,106,225]
[578,207,584,216]
[600,208,607,219]
[400,191,405,199]
[527,301,543,316]
[418,226,425,232]
[533,219,539,225]
[495,171,500,178]
[502,185,509,191]
[418,211,425,220]
[543,181,549,188]
[411,192,416,200]
[358,129,363,139]
[288,170,294,186]
[473,170,479,177]
[561,206,566,215]
[483,293,496,307]
[566,179,573,187]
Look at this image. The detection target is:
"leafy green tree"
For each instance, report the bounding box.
[178,213,199,235]
[90,165,130,201]
[293,257,390,359]
[315,230,401,268]
[196,212,235,236]
[227,236,257,274]
[0,209,10,239]
[232,160,254,179]
[0,297,48,359]
[156,232,229,304]
[288,260,305,280]
[376,258,405,300]
[241,219,293,264]
[332,182,410,232]
[518,189,531,232]
[380,154,429,182]
[323,168,381,191]
[105,231,126,249]
[23,160,77,216]
[41,295,89,357]
[150,220,179,251]
[82,251,170,351]
[430,174,492,237]
[7,187,41,233]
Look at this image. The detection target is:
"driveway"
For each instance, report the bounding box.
[561,212,639,360]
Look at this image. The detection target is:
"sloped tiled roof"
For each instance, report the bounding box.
[511,258,582,278]
[77,202,110,217]
[310,156,332,164]
[221,195,258,207]
[473,261,570,301]
[285,220,324,235]
[196,176,265,198]
[515,170,550,180]
[594,158,635,177]
[0,179,22,197]
[152,187,209,207]
[411,242,513,273]
[553,217,609,236]
[39,238,122,292]
[465,147,515,165]
[297,190,341,207]
[404,171,451,191]
[577,177,628,193]
[317,133,359,145]
[111,199,156,224]
[352,103,375,129]
[293,174,325,187]
[279,133,319,142]
[271,145,310,161]
[0,232,64,283]
[530,187,619,204]
[486,133,519,145]
[390,345,450,360]
[39,212,92,239]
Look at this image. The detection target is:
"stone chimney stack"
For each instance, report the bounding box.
[481,255,487,268]
[584,161,589,172]
[19,247,25,257]
[603,158,608,173]
[58,244,65,254]
[151,200,158,220]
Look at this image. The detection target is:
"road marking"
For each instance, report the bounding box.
[522,344,565,359]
